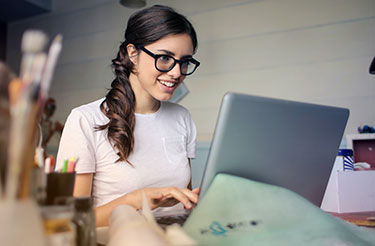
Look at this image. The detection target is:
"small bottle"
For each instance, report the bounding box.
[338,149,354,171]
[73,197,96,246]
[41,205,76,246]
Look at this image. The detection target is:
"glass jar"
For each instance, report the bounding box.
[73,197,96,246]
[41,205,76,246]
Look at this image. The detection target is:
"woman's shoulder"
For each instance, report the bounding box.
[73,98,104,112]
[69,98,107,124]
[161,101,189,114]
[160,101,193,122]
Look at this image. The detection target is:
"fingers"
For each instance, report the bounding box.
[192,187,200,194]
[161,187,199,209]
[174,188,195,209]
[127,189,164,210]
[148,191,164,200]
[144,189,164,209]
[142,187,200,210]
[190,187,200,208]
[180,188,199,205]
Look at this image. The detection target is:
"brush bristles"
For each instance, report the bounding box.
[21,30,48,53]
[8,79,22,106]
[53,34,63,44]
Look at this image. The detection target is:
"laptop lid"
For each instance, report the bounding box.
[199,92,349,207]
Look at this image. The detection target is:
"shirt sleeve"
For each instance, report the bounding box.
[186,111,197,159]
[55,108,96,173]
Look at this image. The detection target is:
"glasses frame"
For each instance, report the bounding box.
[139,46,200,76]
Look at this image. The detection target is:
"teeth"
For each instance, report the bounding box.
[159,80,175,87]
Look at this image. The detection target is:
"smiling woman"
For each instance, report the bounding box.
[127,33,197,102]
[55,5,201,227]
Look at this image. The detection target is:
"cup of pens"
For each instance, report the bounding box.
[45,158,76,205]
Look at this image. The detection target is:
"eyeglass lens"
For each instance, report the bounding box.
[156,55,196,75]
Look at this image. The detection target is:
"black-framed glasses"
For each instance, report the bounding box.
[139,46,200,76]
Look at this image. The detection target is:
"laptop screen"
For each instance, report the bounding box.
[199,92,349,207]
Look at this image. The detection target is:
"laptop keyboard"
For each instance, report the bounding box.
[155,213,190,226]
[154,209,192,227]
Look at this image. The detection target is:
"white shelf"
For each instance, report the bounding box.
[346,133,375,149]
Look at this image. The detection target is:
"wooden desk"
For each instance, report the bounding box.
[330,211,375,228]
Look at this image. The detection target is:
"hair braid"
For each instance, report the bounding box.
[96,42,136,163]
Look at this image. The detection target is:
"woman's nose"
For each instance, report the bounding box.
[167,63,181,78]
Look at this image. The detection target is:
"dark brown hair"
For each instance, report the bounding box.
[97,5,198,163]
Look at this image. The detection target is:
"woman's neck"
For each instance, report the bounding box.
[135,98,160,114]
[129,73,160,114]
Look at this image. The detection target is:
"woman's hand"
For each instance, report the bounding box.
[127,187,200,210]
[92,185,200,227]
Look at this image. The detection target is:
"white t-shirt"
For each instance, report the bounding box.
[56,98,196,207]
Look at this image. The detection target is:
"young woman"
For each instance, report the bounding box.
[56,5,201,226]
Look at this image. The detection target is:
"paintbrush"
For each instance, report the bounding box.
[40,34,63,102]
[19,30,48,85]
[6,31,63,200]
[6,30,49,201]
[17,50,49,199]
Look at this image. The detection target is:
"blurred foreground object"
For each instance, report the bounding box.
[106,193,196,246]
[0,61,15,193]
[4,30,62,201]
[0,200,45,246]
[0,29,63,246]
[183,174,375,245]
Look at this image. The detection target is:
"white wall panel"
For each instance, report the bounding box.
[184,58,375,106]
[58,29,121,65]
[52,88,109,123]
[191,0,374,43]
[148,0,257,15]
[52,0,113,12]
[50,59,113,93]
[182,57,375,140]
[194,19,374,76]
[7,2,132,41]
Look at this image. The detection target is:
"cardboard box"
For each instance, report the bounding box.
[346,133,375,168]
[321,157,375,213]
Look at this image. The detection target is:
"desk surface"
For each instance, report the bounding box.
[96,212,375,245]
[330,211,375,228]
[96,227,109,246]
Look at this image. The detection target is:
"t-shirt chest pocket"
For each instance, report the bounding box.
[162,135,187,165]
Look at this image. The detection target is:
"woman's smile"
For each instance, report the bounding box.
[158,79,177,88]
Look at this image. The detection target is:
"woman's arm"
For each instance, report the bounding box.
[74,173,113,226]
[74,173,199,227]
[94,187,199,227]
[74,173,129,227]
[73,173,93,196]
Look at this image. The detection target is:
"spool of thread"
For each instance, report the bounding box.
[338,149,354,171]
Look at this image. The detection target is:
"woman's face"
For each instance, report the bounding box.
[129,33,194,103]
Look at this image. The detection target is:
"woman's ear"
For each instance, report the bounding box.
[126,44,138,66]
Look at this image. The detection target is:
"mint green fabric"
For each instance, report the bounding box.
[183,174,375,246]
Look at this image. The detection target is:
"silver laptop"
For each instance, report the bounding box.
[199,92,349,206]
[155,92,349,225]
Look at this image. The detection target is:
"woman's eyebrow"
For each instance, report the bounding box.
[157,49,175,56]
[156,49,193,59]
